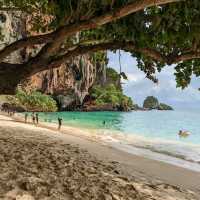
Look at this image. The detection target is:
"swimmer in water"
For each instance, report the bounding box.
[178,130,191,138]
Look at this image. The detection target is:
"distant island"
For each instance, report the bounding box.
[143,96,173,111]
[0,90,173,113]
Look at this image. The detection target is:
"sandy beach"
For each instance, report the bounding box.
[0,114,200,200]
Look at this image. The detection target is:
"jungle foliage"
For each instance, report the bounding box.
[12,90,58,112]
[90,84,133,110]
[0,0,200,93]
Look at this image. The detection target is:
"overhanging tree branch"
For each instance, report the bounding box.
[1,40,200,94]
[26,41,200,75]
[48,41,167,70]
[171,51,200,64]
[0,0,182,61]
[39,0,182,59]
[0,33,54,61]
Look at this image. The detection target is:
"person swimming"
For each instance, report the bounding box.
[178,130,191,138]
[103,120,106,125]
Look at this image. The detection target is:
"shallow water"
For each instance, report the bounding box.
[33,109,200,171]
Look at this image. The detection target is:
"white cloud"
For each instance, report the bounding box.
[108,51,200,108]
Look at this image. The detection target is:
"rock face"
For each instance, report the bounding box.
[158,103,173,110]
[0,11,106,110]
[25,55,103,110]
[0,11,25,63]
[143,96,159,109]
[143,96,173,110]
[82,68,134,112]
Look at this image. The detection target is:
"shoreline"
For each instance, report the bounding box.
[1,113,200,196]
[15,112,200,173]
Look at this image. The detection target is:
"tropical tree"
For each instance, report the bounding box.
[0,0,200,94]
[91,84,134,110]
[15,89,58,112]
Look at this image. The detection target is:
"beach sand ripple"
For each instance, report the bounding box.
[0,125,198,200]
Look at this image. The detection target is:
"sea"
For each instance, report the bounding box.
[36,109,200,172]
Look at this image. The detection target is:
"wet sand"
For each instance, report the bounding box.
[0,114,200,199]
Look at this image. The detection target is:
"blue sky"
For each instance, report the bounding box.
[108,51,200,108]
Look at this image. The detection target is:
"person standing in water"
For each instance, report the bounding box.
[32,112,35,124]
[25,113,28,123]
[36,113,39,125]
[58,117,62,130]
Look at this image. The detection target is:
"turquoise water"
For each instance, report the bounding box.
[36,110,200,168]
[38,110,200,144]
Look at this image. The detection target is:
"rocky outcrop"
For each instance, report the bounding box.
[24,55,102,110]
[158,103,173,110]
[82,68,134,112]
[143,96,173,110]
[0,11,107,110]
[143,96,159,109]
[0,11,25,63]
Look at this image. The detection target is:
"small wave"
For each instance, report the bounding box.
[31,111,200,172]
[91,128,200,171]
[132,144,200,164]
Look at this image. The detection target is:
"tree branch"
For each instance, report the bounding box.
[0,34,54,61]
[40,0,182,58]
[171,51,200,64]
[45,41,167,72]
[1,40,200,94]
[0,0,182,61]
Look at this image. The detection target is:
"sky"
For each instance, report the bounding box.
[108,51,200,109]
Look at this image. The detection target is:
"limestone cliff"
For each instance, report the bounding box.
[24,55,106,110]
[0,11,25,63]
[0,11,106,110]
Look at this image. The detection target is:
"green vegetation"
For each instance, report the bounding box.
[105,68,121,89]
[106,68,120,82]
[89,67,133,111]
[9,90,57,112]
[0,1,200,92]
[92,52,107,63]
[143,96,173,110]
[143,96,159,109]
[158,103,173,111]
[90,84,133,111]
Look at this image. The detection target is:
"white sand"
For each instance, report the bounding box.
[0,114,199,199]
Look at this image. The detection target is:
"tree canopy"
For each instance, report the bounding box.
[0,0,200,94]
[15,89,57,112]
[91,84,133,110]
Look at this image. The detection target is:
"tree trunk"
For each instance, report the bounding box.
[0,64,26,94]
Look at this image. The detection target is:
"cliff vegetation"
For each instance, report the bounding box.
[0,1,199,94]
[84,68,134,111]
[143,96,173,110]
[2,90,57,112]
[90,84,133,111]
